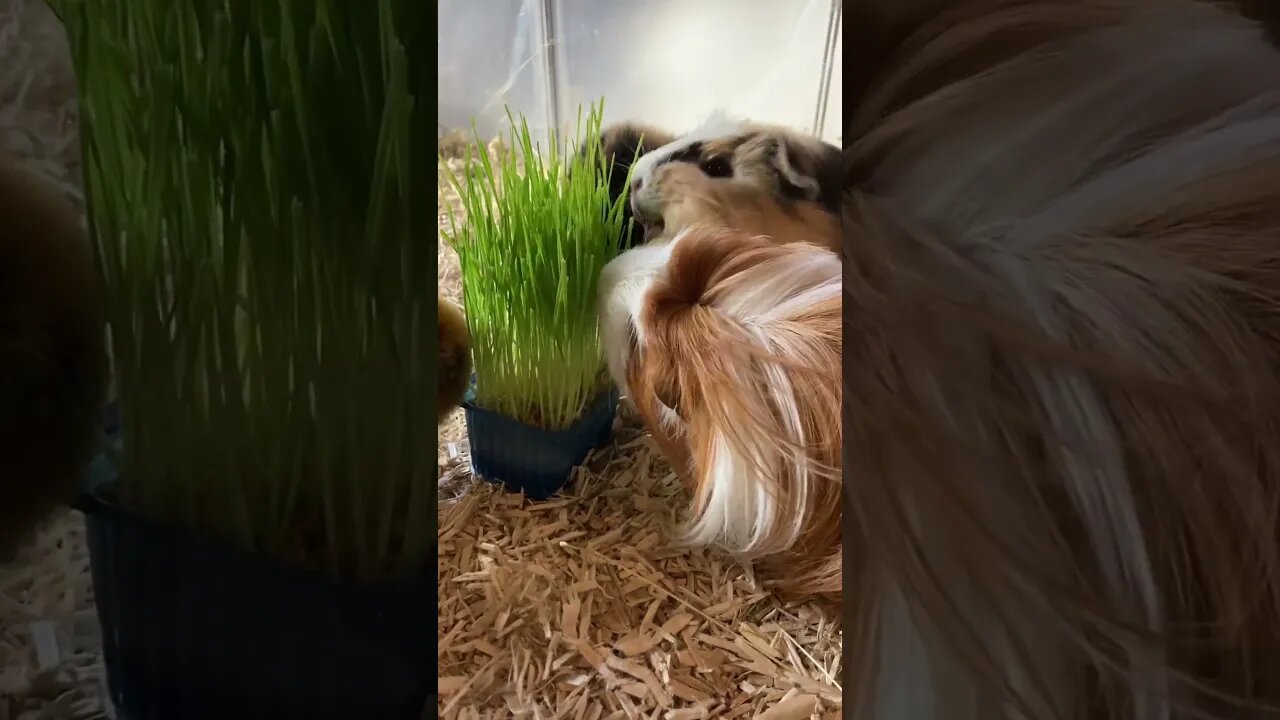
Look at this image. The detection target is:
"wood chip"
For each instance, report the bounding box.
[438,676,468,694]
[606,653,673,708]
[28,621,61,670]
[755,694,820,720]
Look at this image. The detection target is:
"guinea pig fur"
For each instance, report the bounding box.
[846,1,1280,719]
[592,122,678,249]
[629,160,841,252]
[0,156,108,562]
[598,224,841,606]
[437,294,471,424]
[629,114,842,226]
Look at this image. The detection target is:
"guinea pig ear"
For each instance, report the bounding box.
[772,137,843,212]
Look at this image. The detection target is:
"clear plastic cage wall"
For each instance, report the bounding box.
[438,0,843,145]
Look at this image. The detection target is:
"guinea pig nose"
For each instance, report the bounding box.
[630,176,643,195]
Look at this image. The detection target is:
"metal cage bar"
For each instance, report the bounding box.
[812,0,841,141]
[538,0,564,137]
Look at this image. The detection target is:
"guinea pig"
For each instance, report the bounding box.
[628,158,841,252]
[627,114,842,232]
[846,1,1280,719]
[592,122,678,249]
[0,155,108,561]
[437,294,471,423]
[598,223,841,605]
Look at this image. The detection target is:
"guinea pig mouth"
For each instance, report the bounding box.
[631,195,664,242]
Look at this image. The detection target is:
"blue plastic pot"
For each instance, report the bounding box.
[76,403,433,720]
[462,385,619,500]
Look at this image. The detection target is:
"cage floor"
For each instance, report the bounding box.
[436,160,843,718]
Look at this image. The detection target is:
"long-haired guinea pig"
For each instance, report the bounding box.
[437,294,471,423]
[0,155,107,561]
[629,159,840,252]
[598,224,841,605]
[591,122,678,249]
[846,1,1280,719]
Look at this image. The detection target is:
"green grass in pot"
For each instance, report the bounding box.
[440,101,632,431]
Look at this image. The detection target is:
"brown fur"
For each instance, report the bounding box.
[0,155,107,561]
[632,161,840,252]
[847,1,1280,718]
[437,295,470,423]
[612,227,842,605]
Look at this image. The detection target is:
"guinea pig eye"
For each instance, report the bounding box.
[699,156,733,178]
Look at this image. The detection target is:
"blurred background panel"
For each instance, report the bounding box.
[437,0,842,144]
[437,0,548,141]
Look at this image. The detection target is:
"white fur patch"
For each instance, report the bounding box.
[684,431,780,553]
[597,232,684,397]
[721,248,841,325]
[631,111,751,190]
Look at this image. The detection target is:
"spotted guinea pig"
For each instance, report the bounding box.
[628,154,841,252]
[625,114,842,243]
[593,115,841,247]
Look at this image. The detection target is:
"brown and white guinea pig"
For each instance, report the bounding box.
[596,116,841,248]
[846,1,1280,719]
[437,294,471,423]
[0,155,107,561]
[597,223,841,606]
[628,159,841,253]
